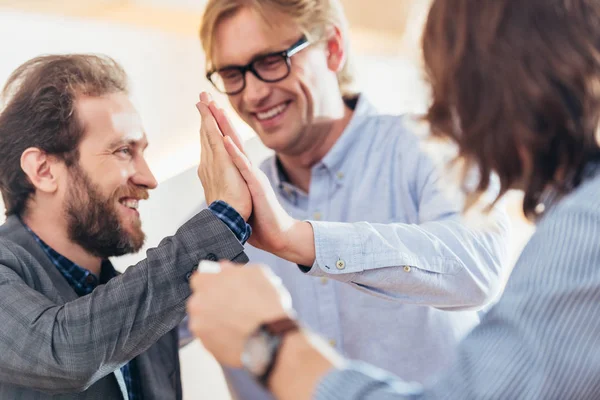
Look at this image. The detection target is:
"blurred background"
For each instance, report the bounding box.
[0,1,534,398]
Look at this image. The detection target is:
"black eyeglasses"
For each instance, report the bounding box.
[206,36,311,95]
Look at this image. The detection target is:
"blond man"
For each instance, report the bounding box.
[196,1,510,398]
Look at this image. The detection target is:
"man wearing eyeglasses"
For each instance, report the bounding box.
[196,1,510,399]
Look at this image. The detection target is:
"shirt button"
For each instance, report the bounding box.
[328,339,337,347]
[186,265,199,281]
[206,253,217,261]
[336,260,346,270]
[85,275,96,284]
[336,171,344,179]
[313,212,322,220]
[320,277,329,285]
[403,265,412,272]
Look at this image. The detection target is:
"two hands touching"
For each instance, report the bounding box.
[196,92,315,264]
[190,92,324,375]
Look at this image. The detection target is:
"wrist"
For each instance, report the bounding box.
[208,200,252,244]
[278,220,316,266]
[226,200,251,222]
[209,196,250,222]
[268,330,338,400]
[241,316,299,386]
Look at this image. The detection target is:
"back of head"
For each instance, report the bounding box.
[422,0,600,219]
[200,0,356,96]
[0,54,129,217]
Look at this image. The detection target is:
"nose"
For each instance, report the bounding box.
[131,156,158,190]
[242,72,271,105]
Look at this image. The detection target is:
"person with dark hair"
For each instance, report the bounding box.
[0,54,251,399]
[187,0,600,399]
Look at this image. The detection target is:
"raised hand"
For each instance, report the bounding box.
[186,261,293,367]
[197,92,252,221]
[202,98,317,265]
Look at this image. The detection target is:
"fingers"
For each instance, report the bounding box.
[197,101,224,151]
[197,92,223,154]
[197,102,211,162]
[198,91,247,158]
[190,261,241,289]
[209,102,247,157]
[262,266,294,313]
[197,260,222,274]
[197,260,239,273]
[199,92,211,104]
[224,136,255,183]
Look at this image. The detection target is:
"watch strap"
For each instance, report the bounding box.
[258,317,299,386]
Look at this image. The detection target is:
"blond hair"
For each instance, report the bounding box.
[200,0,356,96]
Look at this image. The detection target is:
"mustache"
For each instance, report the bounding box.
[113,184,150,201]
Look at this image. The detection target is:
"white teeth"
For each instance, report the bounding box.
[256,103,287,120]
[121,199,139,210]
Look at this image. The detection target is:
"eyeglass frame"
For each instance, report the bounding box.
[206,36,311,95]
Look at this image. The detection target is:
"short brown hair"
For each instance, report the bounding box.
[199,0,356,97]
[0,54,128,216]
[422,0,600,219]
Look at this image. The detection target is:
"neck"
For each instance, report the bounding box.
[21,208,103,276]
[277,101,354,193]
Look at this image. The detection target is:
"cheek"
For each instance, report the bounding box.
[102,168,132,198]
[107,168,130,186]
[287,65,317,107]
[229,96,245,117]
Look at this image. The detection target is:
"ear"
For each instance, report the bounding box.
[20,148,62,194]
[325,26,346,73]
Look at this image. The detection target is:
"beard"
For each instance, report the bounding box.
[64,165,148,259]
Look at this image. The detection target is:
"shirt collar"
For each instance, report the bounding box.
[23,223,117,297]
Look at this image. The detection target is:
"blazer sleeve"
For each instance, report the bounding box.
[0,209,247,394]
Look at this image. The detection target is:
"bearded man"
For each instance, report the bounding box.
[0,54,251,399]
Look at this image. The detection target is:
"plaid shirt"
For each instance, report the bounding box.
[24,225,143,400]
[208,200,251,244]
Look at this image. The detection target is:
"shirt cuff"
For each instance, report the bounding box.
[298,221,364,282]
[208,200,252,244]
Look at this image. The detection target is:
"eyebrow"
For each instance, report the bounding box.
[215,38,299,71]
[108,137,149,151]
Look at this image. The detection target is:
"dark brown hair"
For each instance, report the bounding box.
[0,54,128,216]
[422,0,600,219]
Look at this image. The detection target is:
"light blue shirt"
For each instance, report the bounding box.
[315,163,600,400]
[225,96,510,399]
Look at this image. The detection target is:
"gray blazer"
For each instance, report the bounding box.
[0,210,248,399]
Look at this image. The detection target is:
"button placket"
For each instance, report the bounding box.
[308,165,342,353]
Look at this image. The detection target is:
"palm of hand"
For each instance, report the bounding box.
[245,166,294,253]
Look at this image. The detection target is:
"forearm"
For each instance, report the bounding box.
[268,331,423,400]
[303,216,508,309]
[0,210,247,392]
[268,330,341,400]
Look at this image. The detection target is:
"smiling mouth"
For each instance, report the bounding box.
[119,198,139,211]
[254,102,290,121]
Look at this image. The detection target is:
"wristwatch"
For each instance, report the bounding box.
[241,317,300,386]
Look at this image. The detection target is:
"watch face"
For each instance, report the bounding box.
[241,331,272,376]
